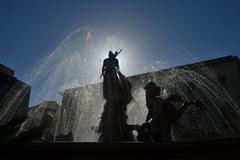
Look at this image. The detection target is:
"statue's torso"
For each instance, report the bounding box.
[103,58,118,73]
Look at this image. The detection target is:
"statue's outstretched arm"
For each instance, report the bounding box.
[163,94,176,106]
[175,101,197,122]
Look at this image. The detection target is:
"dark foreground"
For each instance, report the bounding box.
[1,138,240,160]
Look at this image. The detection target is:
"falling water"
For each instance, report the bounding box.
[154,66,240,139]
[0,26,122,129]
[0,82,30,126]
[126,62,240,141]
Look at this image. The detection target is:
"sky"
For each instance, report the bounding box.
[1,0,240,105]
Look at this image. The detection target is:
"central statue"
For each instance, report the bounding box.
[101,50,121,100]
[97,50,135,142]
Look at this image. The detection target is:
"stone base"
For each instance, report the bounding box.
[1,137,240,160]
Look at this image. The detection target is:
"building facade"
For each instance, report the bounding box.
[0,64,31,126]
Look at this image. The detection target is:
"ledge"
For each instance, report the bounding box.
[1,137,240,159]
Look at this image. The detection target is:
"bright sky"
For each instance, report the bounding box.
[1,0,240,105]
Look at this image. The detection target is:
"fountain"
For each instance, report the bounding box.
[1,26,240,143]
[57,57,240,142]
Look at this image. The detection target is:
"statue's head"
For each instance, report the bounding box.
[144,81,161,97]
[108,51,115,59]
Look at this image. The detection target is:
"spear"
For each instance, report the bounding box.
[114,49,123,58]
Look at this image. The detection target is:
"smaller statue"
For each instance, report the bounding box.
[136,81,199,142]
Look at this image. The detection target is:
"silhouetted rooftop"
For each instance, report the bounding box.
[0,63,14,77]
